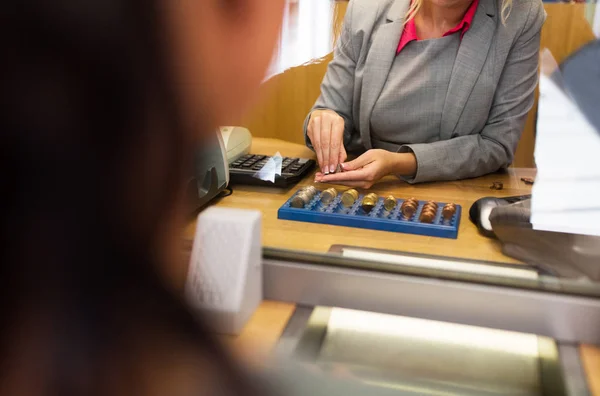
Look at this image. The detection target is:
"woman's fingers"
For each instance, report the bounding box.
[341,151,373,172]
[338,144,347,165]
[314,176,372,189]
[317,168,370,183]
[328,119,345,174]
[308,110,345,174]
[320,116,331,174]
[314,164,375,188]
[334,181,368,188]
[309,117,323,172]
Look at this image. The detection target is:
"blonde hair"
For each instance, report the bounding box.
[405,0,513,26]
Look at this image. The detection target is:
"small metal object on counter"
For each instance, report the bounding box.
[401,197,418,207]
[490,181,504,190]
[400,199,418,219]
[290,194,308,208]
[400,200,415,210]
[341,189,359,208]
[442,203,457,220]
[383,195,397,211]
[320,188,338,204]
[290,186,317,208]
[404,197,419,208]
[423,201,438,212]
[521,177,535,185]
[419,209,436,223]
[361,193,379,214]
[300,186,318,198]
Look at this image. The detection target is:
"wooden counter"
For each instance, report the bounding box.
[186,138,535,264]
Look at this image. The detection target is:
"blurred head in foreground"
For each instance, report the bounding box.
[0,0,284,395]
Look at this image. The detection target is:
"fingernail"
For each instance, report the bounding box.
[329,165,335,174]
[321,167,326,173]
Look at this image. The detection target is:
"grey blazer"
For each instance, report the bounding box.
[304,0,546,183]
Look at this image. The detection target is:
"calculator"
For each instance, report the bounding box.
[229,154,316,188]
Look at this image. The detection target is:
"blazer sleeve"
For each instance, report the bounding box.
[303,1,358,151]
[399,1,546,183]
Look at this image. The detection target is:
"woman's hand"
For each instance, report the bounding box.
[307,109,347,174]
[314,149,417,189]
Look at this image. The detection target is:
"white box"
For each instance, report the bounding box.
[186,207,262,335]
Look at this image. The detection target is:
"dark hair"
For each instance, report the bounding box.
[0,1,258,394]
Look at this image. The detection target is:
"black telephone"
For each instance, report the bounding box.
[186,131,229,215]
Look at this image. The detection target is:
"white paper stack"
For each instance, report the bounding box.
[531,71,600,236]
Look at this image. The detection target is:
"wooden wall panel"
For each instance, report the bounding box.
[231,1,347,145]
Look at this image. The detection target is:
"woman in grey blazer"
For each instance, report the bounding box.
[305,0,545,187]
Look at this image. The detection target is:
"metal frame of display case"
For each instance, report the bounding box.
[263,248,600,345]
[263,247,599,395]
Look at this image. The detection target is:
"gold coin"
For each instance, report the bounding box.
[362,203,376,213]
[384,195,397,211]
[363,193,379,203]
[361,193,378,213]
[321,188,338,204]
[341,189,359,207]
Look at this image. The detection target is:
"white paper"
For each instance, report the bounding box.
[531,70,600,237]
[532,210,600,237]
[534,74,600,180]
[253,151,282,183]
[531,179,600,211]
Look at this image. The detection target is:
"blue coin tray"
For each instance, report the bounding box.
[277,189,461,239]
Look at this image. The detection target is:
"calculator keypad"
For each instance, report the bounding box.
[230,154,305,176]
[228,154,316,187]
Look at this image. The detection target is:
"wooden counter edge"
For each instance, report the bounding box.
[581,344,600,395]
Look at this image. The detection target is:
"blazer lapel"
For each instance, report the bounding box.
[359,0,409,150]
[440,0,496,140]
